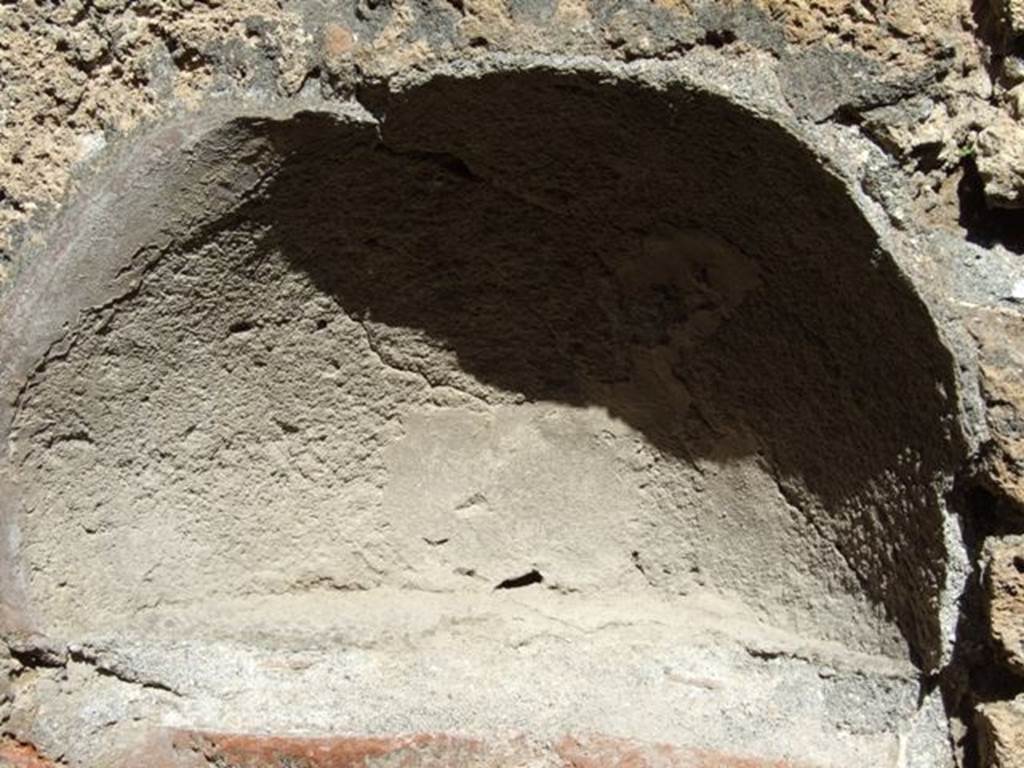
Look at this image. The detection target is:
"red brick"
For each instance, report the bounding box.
[173,731,490,768]
[29,729,818,767]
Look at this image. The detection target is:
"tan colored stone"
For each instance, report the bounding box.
[986,535,1024,675]
[0,0,311,290]
[969,310,1024,510]
[978,697,1024,768]
[976,112,1024,208]
[886,0,967,38]
[1009,84,1024,119]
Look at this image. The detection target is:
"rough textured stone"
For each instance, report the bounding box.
[0,65,955,766]
[977,114,1024,209]
[986,535,1024,675]
[969,310,1024,512]
[978,698,1024,768]
[0,740,59,768]
[0,2,1022,767]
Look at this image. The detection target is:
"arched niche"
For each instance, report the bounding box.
[0,63,967,766]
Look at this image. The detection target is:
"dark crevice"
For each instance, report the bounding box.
[631,550,646,575]
[700,29,737,48]
[909,142,946,174]
[355,0,389,21]
[271,417,300,434]
[6,642,66,670]
[960,482,1024,539]
[293,66,325,98]
[43,429,93,449]
[958,156,1024,254]
[4,637,178,695]
[67,646,181,696]
[353,80,391,123]
[494,570,544,590]
[228,319,255,334]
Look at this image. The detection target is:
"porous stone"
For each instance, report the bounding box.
[0,62,966,766]
[976,114,1024,209]
[0,1,1021,767]
[985,535,1024,674]
[978,697,1024,768]
[970,310,1024,512]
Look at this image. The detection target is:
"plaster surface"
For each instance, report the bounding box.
[0,65,973,766]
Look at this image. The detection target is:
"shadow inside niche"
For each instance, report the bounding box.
[225,71,963,666]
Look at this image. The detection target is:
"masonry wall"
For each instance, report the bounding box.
[1,2,1023,767]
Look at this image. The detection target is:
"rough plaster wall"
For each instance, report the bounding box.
[0,70,973,768]
[6,76,960,662]
[372,73,964,662]
[0,0,1023,766]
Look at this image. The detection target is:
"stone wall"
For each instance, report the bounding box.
[0,1,1023,767]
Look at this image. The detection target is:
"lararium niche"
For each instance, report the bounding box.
[0,64,967,767]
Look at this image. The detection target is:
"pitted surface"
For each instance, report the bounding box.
[0,68,974,766]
